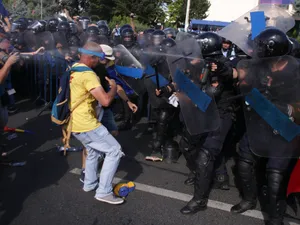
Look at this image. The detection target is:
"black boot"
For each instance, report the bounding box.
[265,170,287,225]
[213,173,230,190]
[184,171,195,186]
[180,149,214,214]
[231,158,257,214]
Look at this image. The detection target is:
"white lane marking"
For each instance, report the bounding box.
[6,145,24,155]
[69,168,300,225]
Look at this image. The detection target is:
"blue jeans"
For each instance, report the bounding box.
[101,108,118,132]
[73,125,124,198]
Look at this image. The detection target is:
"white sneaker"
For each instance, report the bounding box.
[95,194,124,205]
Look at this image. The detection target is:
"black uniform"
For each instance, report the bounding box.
[180,32,236,214]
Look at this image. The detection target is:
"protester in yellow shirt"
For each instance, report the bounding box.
[71,42,124,205]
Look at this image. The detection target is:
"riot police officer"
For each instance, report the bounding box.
[145,38,180,162]
[231,28,298,225]
[180,32,236,214]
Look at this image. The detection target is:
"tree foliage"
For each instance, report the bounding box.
[112,0,168,25]
[2,0,210,30]
[168,0,210,25]
[108,15,148,32]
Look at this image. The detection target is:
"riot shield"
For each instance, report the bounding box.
[113,44,145,95]
[53,31,68,49]
[23,30,38,50]
[142,46,171,108]
[175,32,193,42]
[218,4,295,57]
[37,31,55,50]
[238,55,300,158]
[167,38,220,135]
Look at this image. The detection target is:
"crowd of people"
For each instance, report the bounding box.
[0,4,300,225]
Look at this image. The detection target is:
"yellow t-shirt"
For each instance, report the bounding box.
[70,63,102,132]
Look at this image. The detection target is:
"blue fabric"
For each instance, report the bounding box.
[144,65,169,88]
[106,64,134,96]
[0,1,9,17]
[245,88,300,142]
[78,48,105,60]
[115,65,144,79]
[174,69,212,112]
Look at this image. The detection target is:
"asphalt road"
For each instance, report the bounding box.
[0,99,300,225]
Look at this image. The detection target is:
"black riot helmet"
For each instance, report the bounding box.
[197,32,222,57]
[152,30,166,46]
[79,17,90,31]
[253,28,292,58]
[39,20,47,32]
[47,18,59,32]
[160,38,176,52]
[86,26,100,36]
[163,140,180,164]
[58,16,68,22]
[68,35,81,47]
[163,28,176,39]
[120,24,132,35]
[18,17,28,26]
[289,37,300,58]
[144,28,155,43]
[10,33,25,49]
[121,28,135,47]
[68,21,78,34]
[96,20,108,27]
[28,20,45,33]
[58,21,71,33]
[11,20,27,33]
[98,25,109,37]
[27,18,34,27]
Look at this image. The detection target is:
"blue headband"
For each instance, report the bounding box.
[78,48,106,60]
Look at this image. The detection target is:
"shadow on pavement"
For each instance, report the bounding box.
[0,114,69,225]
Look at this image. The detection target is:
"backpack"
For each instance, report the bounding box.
[51,65,93,155]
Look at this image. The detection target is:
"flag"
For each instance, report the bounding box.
[0,0,9,17]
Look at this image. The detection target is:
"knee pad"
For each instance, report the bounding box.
[237,157,255,174]
[197,149,214,167]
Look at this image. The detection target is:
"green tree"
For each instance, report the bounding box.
[112,0,168,25]
[86,0,115,22]
[108,15,148,32]
[4,0,27,18]
[168,0,210,26]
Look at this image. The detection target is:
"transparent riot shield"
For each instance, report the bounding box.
[142,46,171,108]
[218,4,295,57]
[113,44,145,95]
[175,32,193,42]
[167,37,220,135]
[238,55,300,158]
[37,31,55,50]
